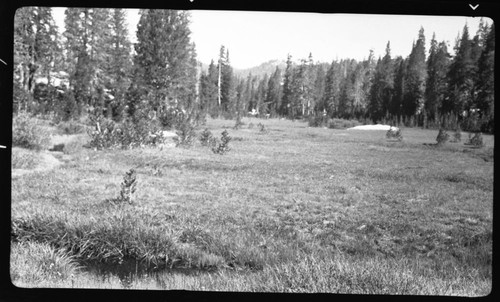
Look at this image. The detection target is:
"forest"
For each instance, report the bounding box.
[14,8,495,135]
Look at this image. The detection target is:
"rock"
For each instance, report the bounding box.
[49,143,65,152]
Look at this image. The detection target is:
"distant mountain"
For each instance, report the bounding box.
[233,59,287,79]
[198,59,287,79]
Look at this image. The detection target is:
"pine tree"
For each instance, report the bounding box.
[312,65,326,113]
[475,25,494,132]
[200,59,219,117]
[446,24,474,118]
[393,57,408,124]
[256,74,269,114]
[323,60,341,117]
[107,8,133,121]
[63,8,114,116]
[265,66,282,117]
[280,54,294,117]
[425,34,451,125]
[132,9,196,116]
[368,42,394,122]
[404,27,427,123]
[14,7,60,112]
[218,46,235,114]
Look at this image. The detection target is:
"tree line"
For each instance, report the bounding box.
[14,8,494,133]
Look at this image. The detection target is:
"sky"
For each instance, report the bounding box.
[51,8,490,69]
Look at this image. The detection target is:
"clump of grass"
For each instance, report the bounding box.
[10,241,80,286]
[211,130,232,155]
[465,133,484,148]
[436,129,450,145]
[248,122,255,129]
[12,112,51,150]
[11,148,39,169]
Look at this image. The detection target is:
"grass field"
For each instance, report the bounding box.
[10,117,493,296]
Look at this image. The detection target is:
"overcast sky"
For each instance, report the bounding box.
[51,8,490,69]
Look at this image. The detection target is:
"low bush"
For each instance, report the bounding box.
[465,133,484,148]
[257,123,269,134]
[211,130,232,155]
[386,127,403,141]
[108,169,137,205]
[199,128,214,147]
[173,117,197,148]
[12,112,51,150]
[308,115,328,128]
[450,128,462,143]
[87,111,164,150]
[436,129,450,145]
[57,120,86,135]
[233,117,244,130]
[328,118,362,129]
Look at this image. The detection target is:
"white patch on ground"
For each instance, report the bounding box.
[347,124,394,130]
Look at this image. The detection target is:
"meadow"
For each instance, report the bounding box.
[10,117,493,296]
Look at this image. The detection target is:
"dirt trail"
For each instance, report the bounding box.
[11,151,63,178]
[11,134,80,178]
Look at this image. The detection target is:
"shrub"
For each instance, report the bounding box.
[328,118,362,129]
[109,169,137,205]
[12,112,51,150]
[57,120,86,135]
[211,130,232,155]
[436,129,450,145]
[386,127,403,141]
[199,128,214,147]
[87,111,164,150]
[173,117,197,148]
[450,128,462,143]
[257,123,269,134]
[308,115,328,128]
[233,117,244,130]
[465,133,484,148]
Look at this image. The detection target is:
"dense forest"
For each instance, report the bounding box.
[14,7,495,134]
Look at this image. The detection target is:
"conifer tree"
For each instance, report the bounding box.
[368,42,394,122]
[14,7,60,112]
[107,8,133,121]
[323,60,341,117]
[131,9,196,117]
[475,25,494,132]
[425,34,451,125]
[280,54,294,117]
[403,27,427,122]
[265,66,282,117]
[446,24,474,119]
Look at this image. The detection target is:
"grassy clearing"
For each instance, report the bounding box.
[10,117,493,296]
